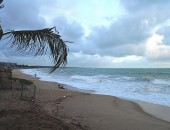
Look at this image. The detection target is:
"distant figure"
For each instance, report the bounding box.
[35,74,37,77]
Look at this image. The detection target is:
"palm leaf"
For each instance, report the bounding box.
[2,27,68,73]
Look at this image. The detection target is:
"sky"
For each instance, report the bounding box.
[1,0,170,68]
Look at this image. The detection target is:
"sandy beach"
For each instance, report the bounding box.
[0,69,170,130]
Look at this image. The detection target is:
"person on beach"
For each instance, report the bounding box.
[35,74,37,77]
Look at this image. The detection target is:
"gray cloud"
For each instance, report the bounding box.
[1,0,46,30]
[81,14,151,57]
[78,0,170,59]
[87,15,151,47]
[53,16,84,42]
[52,16,85,53]
[157,27,170,44]
[121,0,170,17]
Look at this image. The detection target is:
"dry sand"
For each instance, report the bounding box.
[0,69,170,130]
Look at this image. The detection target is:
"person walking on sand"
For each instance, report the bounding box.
[35,74,37,77]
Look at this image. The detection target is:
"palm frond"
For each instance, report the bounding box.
[2,27,68,73]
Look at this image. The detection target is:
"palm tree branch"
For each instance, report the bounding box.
[2,27,68,73]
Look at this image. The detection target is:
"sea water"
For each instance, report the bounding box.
[20,68,170,107]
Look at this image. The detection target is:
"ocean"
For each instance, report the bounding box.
[20,68,170,107]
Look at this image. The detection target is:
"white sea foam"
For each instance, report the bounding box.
[70,75,109,84]
[152,79,170,85]
[20,68,170,107]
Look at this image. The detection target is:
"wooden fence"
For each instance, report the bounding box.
[0,68,12,89]
[0,67,36,101]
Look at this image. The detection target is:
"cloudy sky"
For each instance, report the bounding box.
[1,0,170,68]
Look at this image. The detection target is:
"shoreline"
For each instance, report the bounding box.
[20,69,96,94]
[11,69,170,129]
[20,68,170,108]
[133,100,170,122]
[18,69,170,122]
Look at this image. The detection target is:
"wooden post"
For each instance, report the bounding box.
[0,70,1,89]
[10,69,12,89]
[33,84,36,101]
[21,83,23,97]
